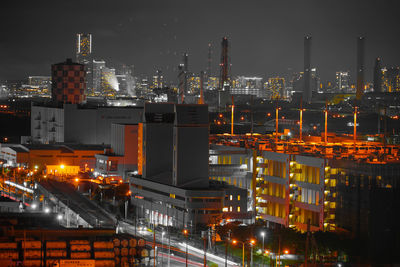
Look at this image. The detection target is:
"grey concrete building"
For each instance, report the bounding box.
[31,103,143,145]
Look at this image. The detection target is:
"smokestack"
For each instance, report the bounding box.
[373,57,382,93]
[356,37,365,100]
[303,36,312,103]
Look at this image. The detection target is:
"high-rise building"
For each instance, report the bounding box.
[152,70,164,89]
[51,58,86,104]
[356,37,365,100]
[92,59,106,95]
[268,77,286,99]
[335,71,351,93]
[76,34,92,64]
[385,67,400,92]
[303,36,312,103]
[101,67,118,97]
[231,76,263,97]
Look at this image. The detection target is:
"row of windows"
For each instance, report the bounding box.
[223,206,241,212]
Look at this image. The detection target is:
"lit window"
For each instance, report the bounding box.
[223,207,228,212]
[238,195,241,201]
[230,195,232,201]
[230,206,232,212]
[237,207,240,212]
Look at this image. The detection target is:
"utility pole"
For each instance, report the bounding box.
[231,95,234,136]
[299,98,303,142]
[324,101,328,144]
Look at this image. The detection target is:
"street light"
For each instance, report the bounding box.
[183,229,189,267]
[261,231,266,267]
[161,231,165,267]
[250,239,256,267]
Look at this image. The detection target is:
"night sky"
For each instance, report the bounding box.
[1,0,400,83]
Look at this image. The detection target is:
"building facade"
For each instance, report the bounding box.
[51,59,86,104]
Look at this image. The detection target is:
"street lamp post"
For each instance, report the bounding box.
[183,229,189,267]
[261,231,266,267]
[161,231,165,267]
[232,239,255,267]
[250,239,256,267]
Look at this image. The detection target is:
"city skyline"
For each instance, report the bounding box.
[2,0,400,82]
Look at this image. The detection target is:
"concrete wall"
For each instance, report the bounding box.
[173,104,209,189]
[63,104,142,145]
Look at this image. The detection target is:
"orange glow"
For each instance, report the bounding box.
[119,180,123,183]
[267,113,271,117]
[183,229,189,235]
[128,191,132,195]
[232,239,237,244]
[75,178,79,182]
[219,113,223,118]
[265,250,270,254]
[284,249,289,254]
[250,239,256,245]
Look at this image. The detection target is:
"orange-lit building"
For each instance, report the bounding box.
[94,124,139,180]
[0,144,104,175]
[209,135,400,260]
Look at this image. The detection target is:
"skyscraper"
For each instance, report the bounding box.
[51,58,86,104]
[335,71,351,93]
[303,36,312,103]
[268,77,286,99]
[373,58,382,93]
[76,33,92,64]
[356,37,365,100]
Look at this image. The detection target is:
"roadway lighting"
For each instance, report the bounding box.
[34,165,38,169]
[60,164,65,169]
[31,203,37,210]
[284,249,289,254]
[44,207,50,213]
[57,214,63,220]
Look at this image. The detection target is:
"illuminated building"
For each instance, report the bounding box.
[152,70,164,89]
[231,76,263,97]
[51,58,86,104]
[207,76,219,90]
[209,137,400,258]
[101,67,118,97]
[91,59,106,96]
[76,33,92,64]
[335,71,351,93]
[0,143,104,172]
[384,67,400,92]
[267,77,286,99]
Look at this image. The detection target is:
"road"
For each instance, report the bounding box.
[118,221,240,267]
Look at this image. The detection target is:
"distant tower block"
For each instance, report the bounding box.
[356,37,365,100]
[303,36,312,103]
[182,53,189,95]
[373,57,382,93]
[76,33,92,64]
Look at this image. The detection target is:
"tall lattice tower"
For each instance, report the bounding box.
[219,37,229,90]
